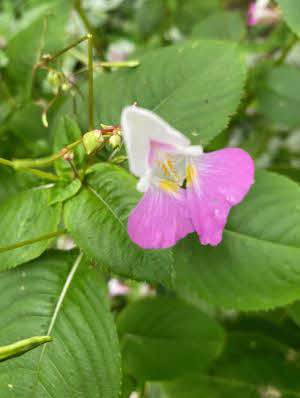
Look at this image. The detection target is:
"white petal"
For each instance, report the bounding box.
[121,106,190,177]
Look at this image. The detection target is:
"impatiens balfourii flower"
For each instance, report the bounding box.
[247,0,279,26]
[121,106,254,249]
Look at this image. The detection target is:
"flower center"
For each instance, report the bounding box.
[158,158,179,182]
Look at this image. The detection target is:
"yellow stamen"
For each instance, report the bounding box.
[186,164,197,186]
[159,180,179,193]
[159,159,179,181]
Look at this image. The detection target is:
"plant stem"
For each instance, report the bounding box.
[0,158,61,181]
[87,33,94,131]
[275,34,299,66]
[100,60,140,68]
[0,229,67,254]
[73,0,105,57]
[35,35,90,69]
[12,138,82,169]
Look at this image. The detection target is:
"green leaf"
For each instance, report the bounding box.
[0,336,52,363]
[174,170,300,311]
[287,301,300,329]
[64,163,174,287]
[163,332,300,398]
[0,250,121,397]
[136,0,166,37]
[117,296,225,381]
[257,65,300,128]
[276,0,300,37]
[9,102,49,147]
[191,11,246,42]
[0,166,40,202]
[0,188,61,271]
[52,40,247,146]
[174,0,220,33]
[39,0,72,54]
[53,115,84,175]
[4,6,47,95]
[48,179,82,205]
[4,1,71,96]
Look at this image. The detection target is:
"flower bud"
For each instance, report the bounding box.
[83,130,104,155]
[61,82,71,91]
[109,134,121,149]
[63,150,74,161]
[47,70,63,90]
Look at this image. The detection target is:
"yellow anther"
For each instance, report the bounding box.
[159,180,179,193]
[159,159,179,181]
[186,164,197,186]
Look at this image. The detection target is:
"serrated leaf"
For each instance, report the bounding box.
[64,163,174,287]
[276,0,300,37]
[52,40,247,146]
[163,332,300,398]
[257,65,300,128]
[0,250,121,397]
[0,188,61,271]
[174,170,300,311]
[117,296,225,381]
[287,301,300,329]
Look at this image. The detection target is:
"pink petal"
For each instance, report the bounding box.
[247,3,258,25]
[186,148,254,246]
[128,187,194,249]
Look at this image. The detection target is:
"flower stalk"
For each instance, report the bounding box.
[87,33,94,131]
[0,229,67,254]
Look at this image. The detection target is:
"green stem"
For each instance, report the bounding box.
[87,33,94,131]
[0,229,67,254]
[23,168,61,181]
[275,34,299,66]
[73,0,105,57]
[100,60,140,68]
[36,35,90,69]
[12,138,82,169]
[0,158,60,181]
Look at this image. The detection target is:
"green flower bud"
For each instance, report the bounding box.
[47,70,63,90]
[83,130,104,155]
[109,134,121,149]
[62,82,71,91]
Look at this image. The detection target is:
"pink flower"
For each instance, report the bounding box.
[108,278,130,297]
[121,106,254,249]
[247,0,279,26]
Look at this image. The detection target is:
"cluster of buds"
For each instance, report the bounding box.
[47,70,72,94]
[82,124,122,155]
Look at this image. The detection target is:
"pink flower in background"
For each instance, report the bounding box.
[247,0,279,26]
[108,278,130,297]
[122,106,254,249]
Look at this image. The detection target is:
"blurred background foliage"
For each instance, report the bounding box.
[2,0,300,397]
